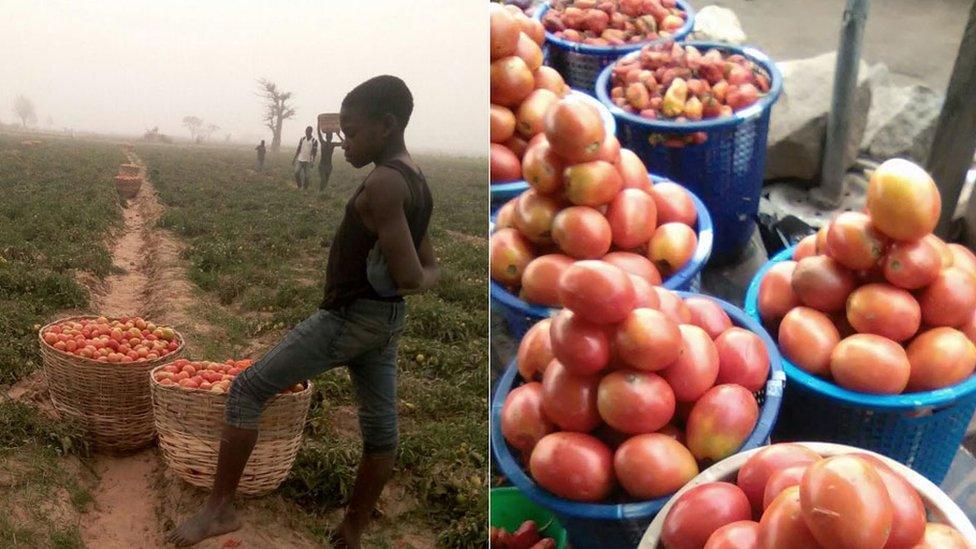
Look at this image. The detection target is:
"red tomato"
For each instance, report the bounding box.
[737,443,822,513]
[613,433,698,499]
[661,325,720,402]
[606,188,657,249]
[948,243,976,278]
[544,96,606,163]
[501,382,554,454]
[714,327,770,392]
[778,306,841,376]
[758,261,802,324]
[521,254,574,307]
[616,149,651,192]
[758,487,821,549]
[651,182,698,227]
[516,319,554,382]
[514,190,561,245]
[549,309,611,375]
[661,482,752,549]
[684,297,733,340]
[602,251,662,284]
[649,222,698,276]
[490,143,523,183]
[558,260,636,324]
[912,523,969,549]
[655,287,693,324]
[522,138,565,195]
[762,464,809,510]
[529,432,614,502]
[686,384,758,462]
[918,267,976,327]
[866,158,941,242]
[704,521,760,549]
[491,56,534,108]
[826,211,889,270]
[882,239,941,290]
[517,87,557,136]
[793,234,817,261]
[597,370,675,434]
[551,206,612,259]
[629,275,661,309]
[490,103,516,144]
[906,327,976,391]
[961,308,976,345]
[490,3,520,60]
[800,455,894,549]
[923,234,955,268]
[540,359,601,432]
[815,223,831,254]
[614,308,681,371]
[847,454,925,549]
[490,228,535,287]
[846,283,921,342]
[496,200,517,230]
[563,160,624,207]
[830,334,910,394]
[792,255,857,313]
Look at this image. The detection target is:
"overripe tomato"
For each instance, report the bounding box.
[826,211,889,270]
[846,283,921,342]
[516,319,554,381]
[540,359,601,432]
[521,254,574,306]
[918,267,976,327]
[830,334,910,394]
[655,287,693,324]
[704,521,760,549]
[793,234,817,261]
[549,309,611,375]
[602,251,662,284]
[792,256,856,313]
[737,443,822,513]
[613,433,698,500]
[714,327,770,393]
[906,327,976,391]
[651,182,698,227]
[501,382,554,454]
[649,222,698,275]
[606,188,657,249]
[847,454,925,549]
[684,297,733,340]
[615,308,682,371]
[778,306,841,376]
[529,432,614,502]
[758,261,801,323]
[762,464,809,510]
[882,239,941,290]
[551,206,612,259]
[557,260,636,324]
[685,384,759,462]
[662,324,720,402]
[597,370,675,434]
[866,158,941,242]
[661,482,752,549]
[543,96,606,163]
[800,455,894,549]
[490,228,534,286]
[758,486,821,549]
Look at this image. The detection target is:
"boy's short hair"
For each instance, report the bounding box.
[342,75,413,129]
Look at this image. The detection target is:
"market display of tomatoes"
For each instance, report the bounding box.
[500,259,770,503]
[152,358,305,395]
[40,316,181,363]
[490,520,557,549]
[540,0,688,46]
[757,159,976,395]
[491,3,571,184]
[659,444,969,549]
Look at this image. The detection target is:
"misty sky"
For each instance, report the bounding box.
[1,0,487,154]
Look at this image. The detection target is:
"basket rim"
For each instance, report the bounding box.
[489,177,714,318]
[490,90,616,201]
[535,1,696,55]
[640,442,976,546]
[490,292,785,519]
[744,245,976,411]
[38,315,186,367]
[594,41,784,132]
[148,360,314,397]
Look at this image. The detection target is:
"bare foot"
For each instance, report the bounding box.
[165,502,242,547]
[328,520,362,549]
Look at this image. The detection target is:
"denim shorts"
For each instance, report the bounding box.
[226,299,406,454]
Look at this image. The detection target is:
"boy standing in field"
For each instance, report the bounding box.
[318,128,344,193]
[255,139,266,171]
[167,75,439,548]
[293,125,318,189]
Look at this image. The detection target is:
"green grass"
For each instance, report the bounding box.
[138,143,488,547]
[0,135,124,385]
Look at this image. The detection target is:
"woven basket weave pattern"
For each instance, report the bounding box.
[38,316,185,452]
[114,175,142,198]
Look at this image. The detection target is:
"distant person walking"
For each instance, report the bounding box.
[317,128,344,193]
[255,139,266,170]
[292,126,318,189]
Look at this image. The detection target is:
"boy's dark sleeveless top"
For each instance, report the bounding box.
[320,159,432,310]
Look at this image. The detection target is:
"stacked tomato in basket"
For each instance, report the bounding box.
[540,0,688,46]
[758,159,976,394]
[152,358,304,394]
[491,3,571,184]
[40,316,180,363]
[658,443,970,548]
[501,259,771,503]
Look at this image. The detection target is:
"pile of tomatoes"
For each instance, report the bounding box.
[540,0,688,47]
[41,316,181,364]
[153,358,305,395]
[758,158,976,394]
[659,444,969,549]
[490,520,556,549]
[500,259,772,503]
[491,3,571,184]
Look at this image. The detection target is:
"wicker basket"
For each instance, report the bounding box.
[118,163,141,177]
[150,363,313,496]
[38,316,185,452]
[114,175,142,199]
[639,442,976,547]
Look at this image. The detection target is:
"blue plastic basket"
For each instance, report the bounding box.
[744,246,976,485]
[491,178,713,340]
[534,1,696,95]
[491,292,785,549]
[490,90,617,213]
[595,42,783,263]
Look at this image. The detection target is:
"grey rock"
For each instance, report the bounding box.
[690,6,747,45]
[861,74,943,164]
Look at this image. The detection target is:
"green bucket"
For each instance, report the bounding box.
[490,487,569,548]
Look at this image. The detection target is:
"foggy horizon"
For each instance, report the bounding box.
[1,0,487,155]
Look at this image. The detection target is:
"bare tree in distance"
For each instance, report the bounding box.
[257,78,295,153]
[182,115,204,142]
[13,95,36,127]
